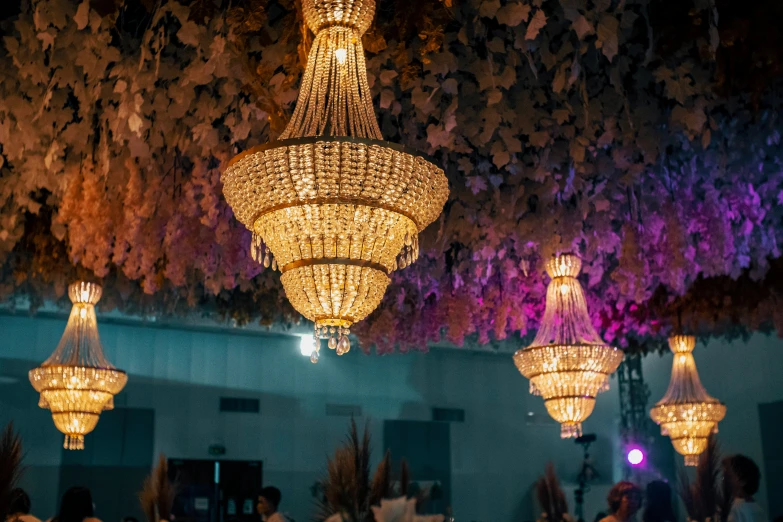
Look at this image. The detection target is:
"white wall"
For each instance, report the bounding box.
[2,312,782,522]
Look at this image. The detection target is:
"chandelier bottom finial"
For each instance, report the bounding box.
[684,454,699,467]
[560,422,582,439]
[64,435,85,450]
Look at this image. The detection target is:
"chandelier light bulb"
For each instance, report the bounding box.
[298,334,317,356]
[222,0,449,339]
[513,254,623,438]
[650,335,726,466]
[29,282,127,450]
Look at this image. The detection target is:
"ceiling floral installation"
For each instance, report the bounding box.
[1,0,783,354]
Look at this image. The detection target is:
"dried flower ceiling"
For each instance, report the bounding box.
[1,0,783,354]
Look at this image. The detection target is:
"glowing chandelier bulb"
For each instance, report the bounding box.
[221,0,449,357]
[29,282,127,450]
[513,254,623,438]
[298,334,317,356]
[650,335,726,466]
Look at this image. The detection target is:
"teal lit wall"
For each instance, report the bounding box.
[1,313,782,521]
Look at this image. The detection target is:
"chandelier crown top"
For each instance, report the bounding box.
[302,0,376,35]
[654,335,721,406]
[668,334,695,354]
[545,253,581,279]
[69,281,102,305]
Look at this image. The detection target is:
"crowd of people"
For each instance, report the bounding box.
[2,454,771,522]
[595,454,769,522]
[6,486,290,522]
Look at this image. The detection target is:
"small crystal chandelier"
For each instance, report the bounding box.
[650,335,726,466]
[514,254,623,438]
[222,0,449,362]
[29,282,128,450]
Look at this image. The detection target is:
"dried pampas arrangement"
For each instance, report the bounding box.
[678,436,732,522]
[535,463,571,522]
[139,454,177,522]
[316,419,417,522]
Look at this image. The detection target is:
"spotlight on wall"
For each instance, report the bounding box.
[626,447,645,466]
[298,334,316,356]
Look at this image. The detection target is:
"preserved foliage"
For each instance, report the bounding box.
[1,0,783,353]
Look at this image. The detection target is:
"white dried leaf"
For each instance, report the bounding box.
[571,14,593,40]
[496,2,531,27]
[73,0,90,30]
[177,20,201,47]
[525,10,547,40]
[128,113,143,135]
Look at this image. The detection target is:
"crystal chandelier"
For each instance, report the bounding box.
[649,335,726,466]
[222,0,449,362]
[513,254,623,438]
[29,282,127,450]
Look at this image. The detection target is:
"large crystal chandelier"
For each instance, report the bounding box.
[29,282,127,450]
[650,335,726,466]
[222,0,449,361]
[513,254,623,438]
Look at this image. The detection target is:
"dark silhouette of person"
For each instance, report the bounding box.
[51,487,100,522]
[723,455,767,522]
[643,481,676,522]
[256,487,288,522]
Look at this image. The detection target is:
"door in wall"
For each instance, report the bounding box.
[383,420,451,515]
[58,408,155,522]
[168,459,263,522]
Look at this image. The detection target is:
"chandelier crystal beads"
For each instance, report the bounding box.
[222,0,449,357]
[650,335,726,466]
[29,282,127,450]
[513,254,623,438]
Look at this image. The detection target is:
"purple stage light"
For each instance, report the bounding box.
[627,448,645,466]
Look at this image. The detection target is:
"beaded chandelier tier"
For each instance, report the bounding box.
[650,335,726,466]
[29,282,127,450]
[513,254,623,438]
[222,0,449,361]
